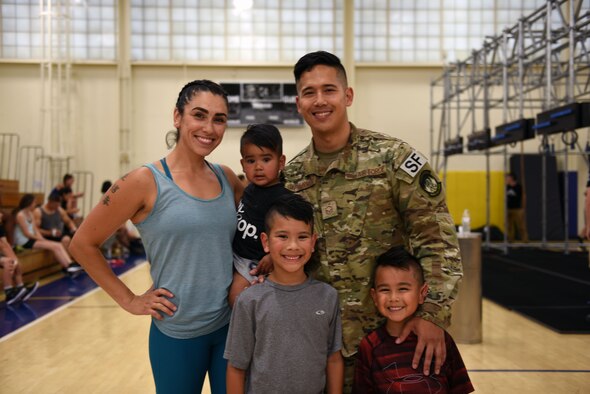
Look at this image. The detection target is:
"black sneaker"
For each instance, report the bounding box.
[66,262,84,274]
[5,287,27,305]
[20,281,40,302]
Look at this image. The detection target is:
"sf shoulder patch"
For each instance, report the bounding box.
[400,150,427,178]
[419,170,441,197]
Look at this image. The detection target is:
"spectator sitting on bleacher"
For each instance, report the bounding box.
[33,192,78,250]
[60,187,81,221]
[51,173,84,201]
[1,211,39,305]
[97,180,144,264]
[13,194,83,278]
[52,174,84,225]
[117,220,144,256]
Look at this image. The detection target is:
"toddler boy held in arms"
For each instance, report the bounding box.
[353,246,474,394]
[224,193,344,394]
[228,123,292,306]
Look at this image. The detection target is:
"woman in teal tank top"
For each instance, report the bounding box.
[70,80,244,394]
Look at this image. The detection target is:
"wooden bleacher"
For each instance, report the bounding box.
[0,179,18,194]
[0,178,45,212]
[1,178,58,289]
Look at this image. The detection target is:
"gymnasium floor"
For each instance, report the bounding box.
[1,260,589,393]
[0,257,144,337]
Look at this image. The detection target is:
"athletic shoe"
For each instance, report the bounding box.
[5,287,27,306]
[63,264,83,279]
[20,281,40,302]
[66,262,84,274]
[63,268,83,279]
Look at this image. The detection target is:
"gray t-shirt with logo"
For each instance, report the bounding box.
[224,276,342,394]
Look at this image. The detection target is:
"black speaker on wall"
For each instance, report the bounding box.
[510,154,565,241]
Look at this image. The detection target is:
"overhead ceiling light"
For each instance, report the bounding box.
[233,0,253,12]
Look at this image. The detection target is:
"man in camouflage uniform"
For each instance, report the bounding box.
[283,51,463,391]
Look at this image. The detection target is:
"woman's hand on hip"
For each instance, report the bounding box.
[124,285,177,320]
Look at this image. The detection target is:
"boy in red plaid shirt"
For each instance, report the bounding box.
[353,246,474,394]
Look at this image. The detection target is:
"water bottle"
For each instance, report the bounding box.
[461,209,471,234]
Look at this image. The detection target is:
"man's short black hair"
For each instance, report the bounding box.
[240,123,283,156]
[264,193,313,233]
[372,246,425,287]
[48,192,62,203]
[293,51,348,87]
[63,173,73,183]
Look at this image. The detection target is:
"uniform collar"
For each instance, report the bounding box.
[302,122,360,176]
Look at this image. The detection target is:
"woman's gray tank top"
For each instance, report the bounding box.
[136,162,236,339]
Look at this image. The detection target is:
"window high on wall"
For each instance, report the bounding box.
[0,0,117,60]
[129,0,344,62]
[1,0,572,64]
[353,0,550,64]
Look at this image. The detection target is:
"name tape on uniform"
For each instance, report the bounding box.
[400,151,427,178]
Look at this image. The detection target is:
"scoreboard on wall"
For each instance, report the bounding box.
[221,82,304,127]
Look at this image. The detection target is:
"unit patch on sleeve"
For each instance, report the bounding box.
[400,150,427,178]
[419,170,442,197]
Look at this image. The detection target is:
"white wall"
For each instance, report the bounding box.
[71,65,120,202]
[0,62,587,227]
[0,64,43,145]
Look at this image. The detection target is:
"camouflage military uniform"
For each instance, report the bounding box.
[283,123,462,358]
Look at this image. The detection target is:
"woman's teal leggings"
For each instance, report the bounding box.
[149,322,229,394]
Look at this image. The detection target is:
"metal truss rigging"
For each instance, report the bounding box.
[429,0,590,251]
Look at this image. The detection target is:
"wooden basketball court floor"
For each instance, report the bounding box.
[1,261,588,393]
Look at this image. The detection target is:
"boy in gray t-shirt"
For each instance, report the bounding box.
[224,194,343,394]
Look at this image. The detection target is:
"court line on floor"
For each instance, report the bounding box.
[0,262,147,343]
[469,369,590,373]
[489,255,590,286]
[68,305,120,309]
[506,305,590,309]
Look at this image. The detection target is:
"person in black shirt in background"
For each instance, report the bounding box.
[506,172,528,242]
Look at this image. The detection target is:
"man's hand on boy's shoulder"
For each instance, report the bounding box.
[396,317,446,376]
[249,254,273,283]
